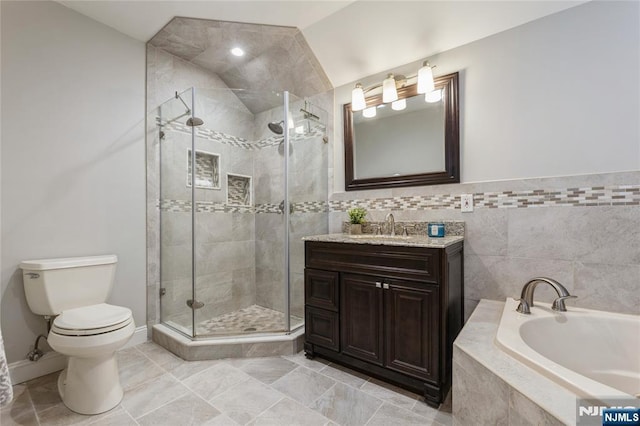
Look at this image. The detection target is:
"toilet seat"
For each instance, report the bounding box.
[52,303,133,336]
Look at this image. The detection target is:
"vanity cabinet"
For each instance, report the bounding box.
[304,240,464,407]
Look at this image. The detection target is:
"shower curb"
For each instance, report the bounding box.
[151,324,304,361]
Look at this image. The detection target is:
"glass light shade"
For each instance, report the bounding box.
[425,89,442,103]
[417,63,435,94]
[391,99,406,111]
[382,74,398,103]
[362,106,377,118]
[351,84,366,111]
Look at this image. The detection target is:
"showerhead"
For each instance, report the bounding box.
[268,121,284,135]
[186,117,204,127]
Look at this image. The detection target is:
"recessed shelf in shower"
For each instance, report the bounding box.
[226,173,252,206]
[187,149,220,190]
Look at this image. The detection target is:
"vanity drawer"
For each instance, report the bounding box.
[305,241,439,283]
[305,268,339,311]
[305,306,339,352]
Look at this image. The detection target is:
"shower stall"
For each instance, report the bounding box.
[151,87,328,343]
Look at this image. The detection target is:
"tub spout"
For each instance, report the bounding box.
[516,277,576,314]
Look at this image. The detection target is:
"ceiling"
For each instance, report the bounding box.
[149,17,332,113]
[58,0,587,87]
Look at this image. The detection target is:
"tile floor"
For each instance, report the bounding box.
[1,342,453,426]
[197,305,304,337]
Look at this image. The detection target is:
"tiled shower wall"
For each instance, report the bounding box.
[147,44,331,333]
[159,125,257,330]
[252,93,331,319]
[329,171,640,318]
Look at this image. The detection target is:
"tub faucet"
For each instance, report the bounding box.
[385,213,395,236]
[515,277,577,314]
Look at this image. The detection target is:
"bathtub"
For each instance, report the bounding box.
[496,298,640,402]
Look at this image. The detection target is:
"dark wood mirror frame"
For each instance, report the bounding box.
[344,72,459,191]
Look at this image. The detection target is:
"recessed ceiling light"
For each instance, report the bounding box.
[230,47,244,57]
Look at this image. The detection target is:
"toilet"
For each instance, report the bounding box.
[20,255,134,415]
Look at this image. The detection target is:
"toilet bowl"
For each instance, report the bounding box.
[20,255,134,415]
[48,303,134,414]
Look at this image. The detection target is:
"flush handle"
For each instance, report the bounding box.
[25,273,40,279]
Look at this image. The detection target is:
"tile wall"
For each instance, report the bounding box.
[147,43,332,335]
[329,171,640,317]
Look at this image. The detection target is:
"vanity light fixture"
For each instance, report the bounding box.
[417,61,435,94]
[362,106,377,118]
[350,60,439,110]
[351,83,366,111]
[382,74,399,103]
[391,99,406,111]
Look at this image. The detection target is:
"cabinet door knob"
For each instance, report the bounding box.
[383,283,390,290]
[375,282,382,288]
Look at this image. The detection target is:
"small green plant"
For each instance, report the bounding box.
[347,207,367,225]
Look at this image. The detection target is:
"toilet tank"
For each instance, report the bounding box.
[20,255,117,316]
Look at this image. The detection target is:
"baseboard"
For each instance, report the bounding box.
[8,325,148,385]
[8,351,67,385]
[125,325,149,349]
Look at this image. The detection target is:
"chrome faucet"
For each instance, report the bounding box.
[515,277,577,314]
[385,213,395,236]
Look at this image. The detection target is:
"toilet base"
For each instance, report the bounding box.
[58,354,123,415]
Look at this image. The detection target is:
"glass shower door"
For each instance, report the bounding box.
[157,89,196,337]
[287,97,329,331]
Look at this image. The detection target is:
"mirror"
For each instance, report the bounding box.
[344,72,459,190]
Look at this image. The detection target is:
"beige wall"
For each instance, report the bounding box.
[0,0,146,363]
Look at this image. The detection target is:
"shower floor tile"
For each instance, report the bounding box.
[196,305,303,337]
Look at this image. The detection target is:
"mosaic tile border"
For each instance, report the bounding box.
[160,199,329,214]
[162,123,325,151]
[342,220,465,237]
[161,184,638,215]
[330,185,640,212]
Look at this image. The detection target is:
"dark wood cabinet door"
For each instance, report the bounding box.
[340,274,384,365]
[305,306,340,351]
[305,269,339,311]
[384,281,439,382]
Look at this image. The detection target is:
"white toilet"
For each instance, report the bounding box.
[20,255,134,415]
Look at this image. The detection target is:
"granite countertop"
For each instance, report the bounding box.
[302,233,464,248]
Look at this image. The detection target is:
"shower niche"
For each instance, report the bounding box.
[187,149,220,190]
[226,173,252,206]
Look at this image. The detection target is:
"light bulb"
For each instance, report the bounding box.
[391,99,406,111]
[351,83,366,111]
[417,62,435,94]
[382,74,398,103]
[425,89,442,103]
[230,47,245,57]
[363,106,377,118]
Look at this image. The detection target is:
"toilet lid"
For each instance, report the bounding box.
[52,303,132,336]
